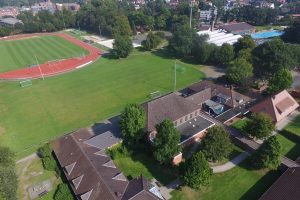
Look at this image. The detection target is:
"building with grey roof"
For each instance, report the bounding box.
[52,128,162,200]
[0,17,23,27]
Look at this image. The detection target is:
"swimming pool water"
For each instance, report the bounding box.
[251,30,284,39]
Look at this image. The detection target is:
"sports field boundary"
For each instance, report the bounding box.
[0,33,102,80]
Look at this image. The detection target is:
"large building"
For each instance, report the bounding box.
[220,22,256,35]
[143,81,252,145]
[52,128,163,200]
[0,17,23,27]
[250,90,299,125]
[197,30,243,46]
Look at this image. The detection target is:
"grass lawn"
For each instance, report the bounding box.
[108,144,178,185]
[230,118,251,134]
[0,35,87,73]
[170,159,281,200]
[284,115,300,137]
[16,156,61,200]
[276,131,300,160]
[0,49,203,159]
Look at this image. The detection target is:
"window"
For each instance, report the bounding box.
[185,116,188,121]
[190,114,193,119]
[195,111,197,116]
[180,119,183,124]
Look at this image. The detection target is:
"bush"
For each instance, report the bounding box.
[54,183,74,200]
[38,143,52,158]
[251,136,281,169]
[180,152,212,189]
[42,156,57,171]
[201,126,233,162]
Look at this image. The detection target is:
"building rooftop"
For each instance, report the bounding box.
[177,115,215,143]
[143,93,200,132]
[259,167,300,200]
[220,22,255,33]
[0,17,22,25]
[250,90,299,123]
[52,129,161,200]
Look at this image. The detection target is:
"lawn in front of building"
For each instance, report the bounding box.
[108,144,178,185]
[170,159,280,200]
[284,115,300,137]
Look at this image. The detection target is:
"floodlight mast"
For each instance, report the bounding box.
[35,55,44,80]
[174,60,177,92]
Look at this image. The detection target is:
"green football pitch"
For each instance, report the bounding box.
[0,35,87,73]
[0,49,205,158]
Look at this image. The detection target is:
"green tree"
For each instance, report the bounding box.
[251,136,281,169]
[191,34,218,64]
[110,35,133,58]
[267,68,293,94]
[216,43,235,64]
[119,104,146,145]
[141,32,162,50]
[282,19,300,44]
[236,48,253,63]
[246,113,275,139]
[0,146,17,200]
[234,36,255,53]
[180,152,212,189]
[168,24,195,57]
[153,119,182,164]
[226,58,253,85]
[253,39,296,78]
[54,183,74,200]
[201,126,233,162]
[112,15,132,36]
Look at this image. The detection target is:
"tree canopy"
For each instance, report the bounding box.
[246,113,275,139]
[251,136,281,170]
[110,35,133,58]
[180,152,212,189]
[201,126,233,162]
[153,119,182,164]
[216,43,235,65]
[282,19,300,44]
[54,183,74,200]
[226,58,253,85]
[234,36,256,54]
[168,24,195,57]
[0,146,17,200]
[253,39,296,78]
[267,68,293,94]
[119,104,146,146]
[142,32,164,50]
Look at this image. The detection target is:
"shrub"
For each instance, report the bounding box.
[54,183,74,200]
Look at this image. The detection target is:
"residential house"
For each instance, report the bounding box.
[220,22,256,35]
[250,90,299,125]
[52,128,163,200]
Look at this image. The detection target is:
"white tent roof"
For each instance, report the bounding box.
[197,30,242,46]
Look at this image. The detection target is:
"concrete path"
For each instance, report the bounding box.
[201,65,225,79]
[158,178,181,200]
[212,152,250,173]
[16,153,38,164]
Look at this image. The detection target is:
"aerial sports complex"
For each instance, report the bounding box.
[0,33,101,80]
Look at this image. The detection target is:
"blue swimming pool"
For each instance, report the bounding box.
[251,30,284,39]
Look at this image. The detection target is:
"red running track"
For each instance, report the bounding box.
[0,33,101,80]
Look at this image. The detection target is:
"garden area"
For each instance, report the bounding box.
[108,144,178,185]
[170,159,280,200]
